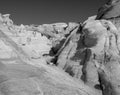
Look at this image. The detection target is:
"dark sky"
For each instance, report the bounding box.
[0,0,108,25]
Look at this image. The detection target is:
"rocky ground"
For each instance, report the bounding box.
[1,0,120,95]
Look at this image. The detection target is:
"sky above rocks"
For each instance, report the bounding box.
[0,0,108,25]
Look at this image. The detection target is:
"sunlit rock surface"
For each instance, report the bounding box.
[96,0,120,19]
[0,14,99,95]
[1,4,120,94]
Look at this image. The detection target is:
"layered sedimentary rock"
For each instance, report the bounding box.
[0,14,98,95]
[1,1,120,94]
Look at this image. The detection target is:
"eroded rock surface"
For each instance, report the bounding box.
[51,15,120,95]
[0,14,98,95]
[1,2,120,94]
[96,0,120,19]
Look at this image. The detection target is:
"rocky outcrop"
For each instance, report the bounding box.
[50,15,120,95]
[0,14,98,95]
[96,0,120,19]
[1,1,120,94]
[96,0,120,29]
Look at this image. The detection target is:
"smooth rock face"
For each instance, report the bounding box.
[1,3,120,94]
[82,18,120,95]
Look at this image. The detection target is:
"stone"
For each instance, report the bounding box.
[96,0,120,19]
[0,13,99,95]
[1,1,120,94]
[81,17,120,95]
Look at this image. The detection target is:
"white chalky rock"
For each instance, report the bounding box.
[20,31,52,58]
[0,14,53,60]
[52,23,68,33]
[0,40,16,59]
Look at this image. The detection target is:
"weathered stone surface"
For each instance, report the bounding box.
[80,17,120,95]
[96,0,120,19]
[0,61,98,95]
[1,1,120,94]
[0,14,100,95]
[50,14,120,95]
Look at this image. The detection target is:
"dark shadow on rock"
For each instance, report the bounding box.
[76,35,85,50]
[84,36,98,48]
[70,34,86,63]
[65,66,75,77]
[49,39,66,56]
[94,84,102,90]
[81,49,92,82]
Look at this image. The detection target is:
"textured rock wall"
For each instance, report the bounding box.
[1,1,120,94]
[0,14,98,95]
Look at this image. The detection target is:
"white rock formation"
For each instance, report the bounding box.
[1,1,120,94]
[0,14,97,95]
